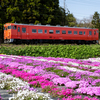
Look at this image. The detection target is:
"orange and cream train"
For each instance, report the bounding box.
[4,23,99,44]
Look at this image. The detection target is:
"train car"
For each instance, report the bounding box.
[4,23,99,44]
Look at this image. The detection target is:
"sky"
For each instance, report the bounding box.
[59,0,100,20]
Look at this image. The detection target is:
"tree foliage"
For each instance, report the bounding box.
[92,12,100,28]
[65,14,77,27]
[92,11,100,35]
[0,0,77,42]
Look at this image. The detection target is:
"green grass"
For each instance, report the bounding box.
[0,44,100,59]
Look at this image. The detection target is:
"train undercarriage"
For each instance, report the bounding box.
[4,39,98,45]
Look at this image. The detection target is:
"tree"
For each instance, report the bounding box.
[92,12,100,30]
[77,16,94,28]
[65,13,77,27]
[0,0,8,43]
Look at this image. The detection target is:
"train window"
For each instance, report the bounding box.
[22,28,26,33]
[94,31,96,35]
[68,31,72,34]
[14,26,17,30]
[74,31,77,34]
[97,30,99,33]
[49,30,53,34]
[56,30,60,34]
[62,30,66,34]
[8,26,11,29]
[4,27,5,30]
[79,31,82,35]
[45,30,47,33]
[12,26,14,29]
[84,32,85,35]
[89,31,92,35]
[18,27,20,32]
[38,29,43,33]
[32,29,36,33]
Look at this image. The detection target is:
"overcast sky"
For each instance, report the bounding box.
[59,0,100,20]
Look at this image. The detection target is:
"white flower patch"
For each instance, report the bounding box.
[0,72,30,90]
[88,58,100,62]
[57,66,100,76]
[68,61,100,70]
[0,72,52,100]
[9,90,52,100]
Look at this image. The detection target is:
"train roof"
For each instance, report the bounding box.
[4,23,97,29]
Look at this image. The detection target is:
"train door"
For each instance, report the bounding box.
[88,29,93,40]
[93,30,97,40]
[27,26,29,39]
[17,26,21,39]
[21,26,28,39]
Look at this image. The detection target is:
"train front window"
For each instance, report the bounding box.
[8,26,11,29]
[22,28,26,33]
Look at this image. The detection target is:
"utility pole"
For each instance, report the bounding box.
[64,0,66,10]
[64,0,66,25]
[63,0,70,26]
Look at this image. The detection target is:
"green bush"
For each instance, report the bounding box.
[0,44,100,59]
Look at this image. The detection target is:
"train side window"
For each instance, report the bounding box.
[14,26,17,30]
[74,31,77,34]
[68,31,72,34]
[22,28,26,33]
[56,30,60,34]
[18,27,20,32]
[12,26,14,29]
[49,30,53,34]
[89,31,92,35]
[4,27,5,30]
[32,29,36,33]
[38,29,43,33]
[94,31,96,35]
[62,30,66,34]
[45,30,47,33]
[84,31,85,35]
[79,31,82,35]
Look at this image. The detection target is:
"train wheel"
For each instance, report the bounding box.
[93,40,96,44]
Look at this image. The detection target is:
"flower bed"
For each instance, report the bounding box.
[0,54,100,100]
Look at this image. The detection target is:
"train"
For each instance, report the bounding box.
[4,23,99,44]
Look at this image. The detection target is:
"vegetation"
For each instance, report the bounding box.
[92,12,100,33]
[0,1,100,43]
[0,0,78,43]
[0,44,100,59]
